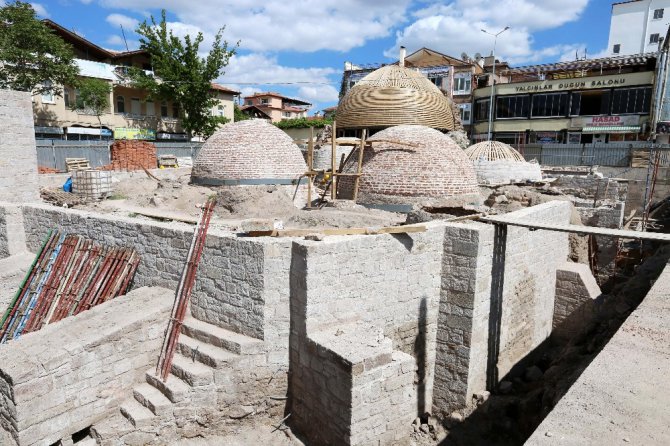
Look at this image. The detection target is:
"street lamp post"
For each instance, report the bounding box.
[482,26,510,141]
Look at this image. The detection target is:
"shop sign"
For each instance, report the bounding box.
[114,127,156,140]
[35,126,64,135]
[486,72,653,96]
[570,115,640,128]
[536,132,559,143]
[66,127,112,136]
[156,132,188,141]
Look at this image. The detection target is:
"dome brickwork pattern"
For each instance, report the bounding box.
[339,125,479,205]
[465,140,542,184]
[192,119,307,185]
[336,65,459,131]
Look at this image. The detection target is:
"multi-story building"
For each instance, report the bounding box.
[608,0,670,56]
[32,20,239,141]
[241,92,311,122]
[340,47,484,134]
[471,53,657,145]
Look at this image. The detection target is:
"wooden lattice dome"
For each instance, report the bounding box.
[191,119,307,186]
[464,140,526,162]
[336,65,459,131]
[338,125,479,206]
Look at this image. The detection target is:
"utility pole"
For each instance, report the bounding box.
[482,26,510,141]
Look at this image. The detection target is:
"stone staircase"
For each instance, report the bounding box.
[92,315,264,445]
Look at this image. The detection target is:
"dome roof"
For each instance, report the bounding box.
[464,140,526,162]
[336,65,459,131]
[191,119,307,185]
[338,125,479,206]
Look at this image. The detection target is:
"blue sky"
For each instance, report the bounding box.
[31,0,615,113]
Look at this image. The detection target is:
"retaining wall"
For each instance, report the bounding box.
[553,262,601,340]
[0,286,171,446]
[472,160,542,185]
[0,91,39,204]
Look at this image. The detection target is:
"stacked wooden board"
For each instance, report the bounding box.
[0,231,140,343]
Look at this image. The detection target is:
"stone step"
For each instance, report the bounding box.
[133,382,174,417]
[171,353,214,387]
[74,436,97,446]
[145,370,190,404]
[177,334,239,368]
[120,399,155,429]
[90,412,135,446]
[181,316,264,355]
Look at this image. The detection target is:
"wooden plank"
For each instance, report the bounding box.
[331,120,337,200]
[307,127,314,208]
[246,224,427,238]
[353,130,366,202]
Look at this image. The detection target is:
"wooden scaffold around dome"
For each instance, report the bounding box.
[464,140,526,162]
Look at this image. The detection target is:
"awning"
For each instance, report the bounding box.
[582,126,641,134]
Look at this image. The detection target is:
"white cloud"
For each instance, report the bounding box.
[297,84,340,104]
[30,2,48,17]
[388,0,591,65]
[105,13,139,30]
[97,0,412,52]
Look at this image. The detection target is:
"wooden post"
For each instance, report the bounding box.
[331,120,337,200]
[307,127,314,208]
[353,129,366,202]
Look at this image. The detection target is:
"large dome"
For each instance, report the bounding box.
[191,119,307,186]
[338,125,479,207]
[465,140,542,185]
[336,65,459,131]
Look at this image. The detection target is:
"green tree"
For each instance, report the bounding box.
[233,103,251,122]
[0,1,79,95]
[131,10,237,139]
[71,78,112,139]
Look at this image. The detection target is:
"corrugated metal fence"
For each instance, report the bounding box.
[517,143,670,167]
[36,140,203,171]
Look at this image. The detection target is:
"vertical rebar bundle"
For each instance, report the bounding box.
[156,197,216,382]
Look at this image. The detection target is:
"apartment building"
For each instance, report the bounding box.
[241,92,311,122]
[608,0,670,56]
[33,20,239,141]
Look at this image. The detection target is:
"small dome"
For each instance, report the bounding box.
[336,65,458,131]
[464,140,526,162]
[465,140,542,185]
[192,119,307,185]
[338,125,479,207]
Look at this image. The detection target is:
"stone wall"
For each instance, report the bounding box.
[553,262,601,340]
[433,222,494,416]
[0,90,39,203]
[497,201,571,377]
[0,287,171,446]
[472,160,542,185]
[0,204,28,259]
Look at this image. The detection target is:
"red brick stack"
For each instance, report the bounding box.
[110,140,157,171]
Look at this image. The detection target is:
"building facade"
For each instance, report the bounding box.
[241,92,311,122]
[608,0,670,56]
[33,20,239,141]
[340,48,484,134]
[471,54,657,145]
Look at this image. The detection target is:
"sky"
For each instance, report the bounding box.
[30,0,615,113]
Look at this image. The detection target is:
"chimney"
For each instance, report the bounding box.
[399,46,406,67]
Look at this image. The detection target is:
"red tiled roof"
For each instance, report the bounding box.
[210,83,240,94]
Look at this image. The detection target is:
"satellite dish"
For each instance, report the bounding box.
[461,52,469,61]
[474,52,482,60]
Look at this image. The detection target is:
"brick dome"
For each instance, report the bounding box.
[192,119,307,186]
[339,125,479,207]
[464,140,525,162]
[336,65,459,131]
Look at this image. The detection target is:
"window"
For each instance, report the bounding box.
[41,80,54,104]
[613,44,621,54]
[173,103,180,118]
[245,99,253,106]
[64,87,71,108]
[429,76,445,90]
[654,8,664,19]
[146,100,155,116]
[650,33,660,44]
[260,98,269,105]
[611,87,652,114]
[161,101,168,118]
[495,95,530,119]
[570,90,611,116]
[282,111,291,118]
[531,92,569,117]
[453,74,471,95]
[459,103,471,124]
[217,105,225,117]
[131,98,141,115]
[116,95,125,113]
[474,98,490,122]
